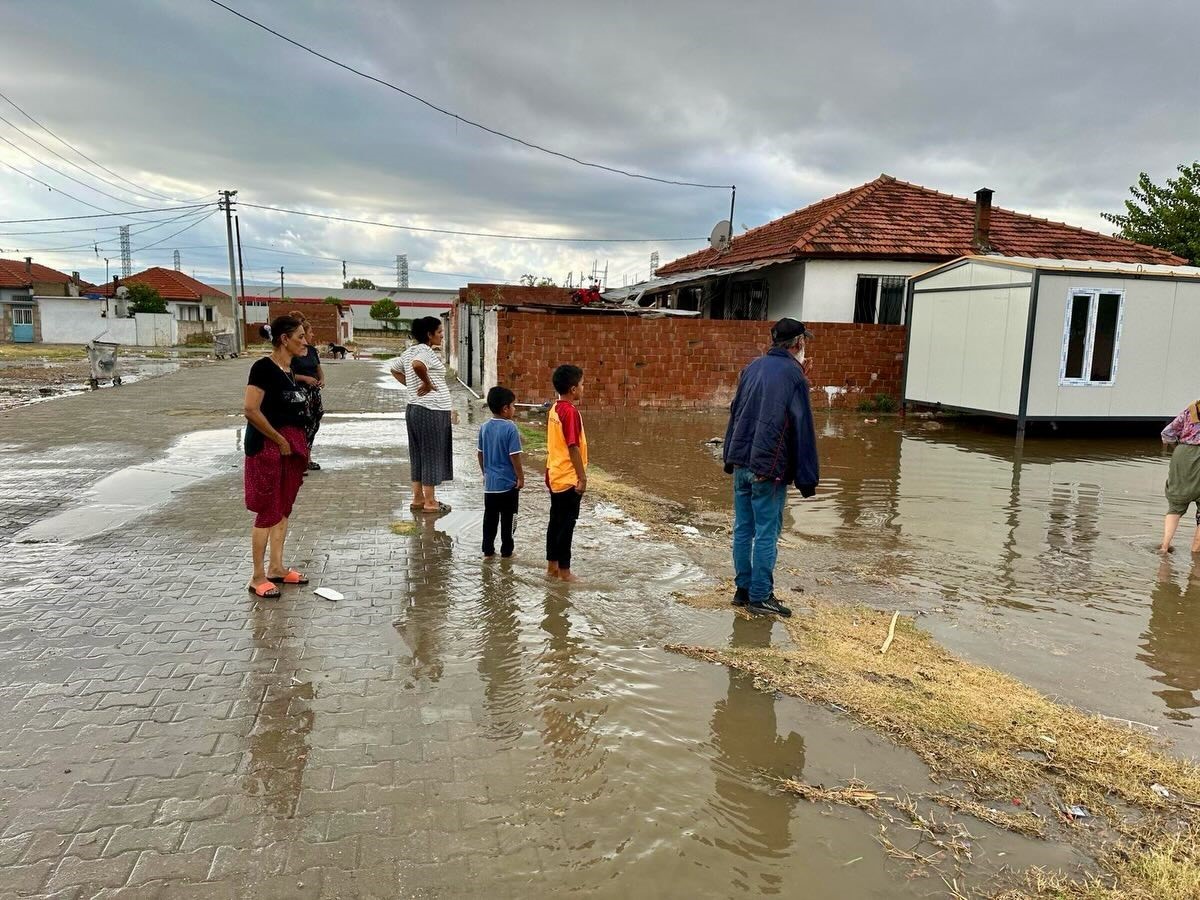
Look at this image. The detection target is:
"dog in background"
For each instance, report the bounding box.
[328,342,348,360]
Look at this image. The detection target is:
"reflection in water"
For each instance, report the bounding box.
[702,616,803,892]
[242,603,314,818]
[394,515,453,683]
[477,562,525,743]
[537,590,604,765]
[1140,561,1200,721]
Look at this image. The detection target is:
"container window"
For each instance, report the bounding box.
[1059,288,1124,386]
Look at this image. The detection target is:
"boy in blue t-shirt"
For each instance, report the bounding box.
[477,386,525,558]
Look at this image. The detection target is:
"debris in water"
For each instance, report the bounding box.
[1151,783,1171,798]
[314,587,343,602]
[389,521,419,536]
[1066,805,1091,820]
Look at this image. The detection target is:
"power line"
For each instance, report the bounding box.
[0,111,168,207]
[0,203,215,225]
[0,208,221,254]
[1,158,125,215]
[206,0,732,191]
[239,202,701,243]
[0,88,210,203]
[132,210,220,253]
[0,130,155,209]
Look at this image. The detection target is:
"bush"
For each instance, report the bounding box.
[857,393,898,413]
[184,332,215,346]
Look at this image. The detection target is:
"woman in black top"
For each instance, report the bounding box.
[291,320,325,471]
[244,314,311,598]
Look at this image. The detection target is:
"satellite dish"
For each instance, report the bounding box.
[709,219,732,250]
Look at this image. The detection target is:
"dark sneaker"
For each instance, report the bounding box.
[732,587,750,607]
[307,460,321,471]
[748,595,792,618]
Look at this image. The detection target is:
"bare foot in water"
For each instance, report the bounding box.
[557,569,580,583]
[1158,545,1175,555]
[546,562,560,579]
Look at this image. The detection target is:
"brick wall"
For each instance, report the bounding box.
[494,310,906,409]
[267,301,340,345]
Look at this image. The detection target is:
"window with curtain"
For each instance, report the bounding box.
[854,275,907,324]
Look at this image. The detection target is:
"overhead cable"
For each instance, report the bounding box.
[0,131,154,209]
[0,88,211,203]
[239,202,701,243]
[207,0,731,191]
[0,203,215,225]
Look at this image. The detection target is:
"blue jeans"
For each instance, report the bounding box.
[732,467,788,602]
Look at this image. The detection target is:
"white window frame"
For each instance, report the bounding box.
[1058,287,1125,387]
[11,306,34,325]
[854,274,908,325]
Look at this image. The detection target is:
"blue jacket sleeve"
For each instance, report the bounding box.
[789,377,819,492]
[722,374,743,473]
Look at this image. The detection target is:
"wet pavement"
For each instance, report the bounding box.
[0,360,1166,897]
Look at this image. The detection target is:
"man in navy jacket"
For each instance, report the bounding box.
[722,318,819,617]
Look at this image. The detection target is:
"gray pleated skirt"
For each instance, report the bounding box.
[406,404,453,486]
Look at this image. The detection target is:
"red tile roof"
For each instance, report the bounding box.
[0,258,73,288]
[656,175,1187,275]
[88,267,229,301]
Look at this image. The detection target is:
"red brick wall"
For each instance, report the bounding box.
[267,301,340,345]
[495,311,906,409]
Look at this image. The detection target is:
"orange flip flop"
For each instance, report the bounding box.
[248,581,281,598]
[268,570,309,585]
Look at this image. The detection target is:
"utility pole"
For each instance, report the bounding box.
[219,190,242,354]
[279,266,285,301]
[342,260,346,283]
[234,215,247,333]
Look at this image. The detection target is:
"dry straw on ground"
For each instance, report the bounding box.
[670,588,1200,898]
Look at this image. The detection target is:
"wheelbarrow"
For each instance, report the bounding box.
[86,340,121,389]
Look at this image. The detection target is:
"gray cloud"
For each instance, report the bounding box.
[2,0,1195,288]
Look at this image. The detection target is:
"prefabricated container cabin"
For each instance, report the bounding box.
[903,256,1200,429]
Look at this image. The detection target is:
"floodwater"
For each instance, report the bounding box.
[586,409,1200,755]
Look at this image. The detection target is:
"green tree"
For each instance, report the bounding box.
[344,277,376,289]
[369,297,401,330]
[1102,162,1200,265]
[323,295,341,306]
[126,283,167,314]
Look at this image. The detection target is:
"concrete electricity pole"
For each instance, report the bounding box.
[219,190,242,354]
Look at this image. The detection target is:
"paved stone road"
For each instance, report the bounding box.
[0,359,995,899]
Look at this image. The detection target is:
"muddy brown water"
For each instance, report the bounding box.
[585,409,1200,757]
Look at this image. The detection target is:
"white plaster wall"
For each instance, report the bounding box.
[1026,274,1200,419]
[759,263,806,319]
[800,259,931,322]
[36,298,110,344]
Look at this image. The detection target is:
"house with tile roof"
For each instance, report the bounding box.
[89,267,233,330]
[0,257,87,342]
[629,175,1186,325]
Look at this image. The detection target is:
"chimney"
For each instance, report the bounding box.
[24,256,32,275]
[972,188,994,253]
[71,271,80,282]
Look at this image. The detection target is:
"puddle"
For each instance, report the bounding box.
[585,409,1200,753]
[16,428,239,543]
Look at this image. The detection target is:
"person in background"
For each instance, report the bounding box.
[390,316,453,513]
[477,385,525,559]
[291,317,325,472]
[1159,399,1200,554]
[243,315,311,599]
[545,364,587,582]
[722,318,819,617]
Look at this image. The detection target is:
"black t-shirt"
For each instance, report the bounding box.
[245,357,308,455]
[292,345,320,379]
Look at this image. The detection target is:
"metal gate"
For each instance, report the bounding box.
[11,305,34,343]
[458,302,486,390]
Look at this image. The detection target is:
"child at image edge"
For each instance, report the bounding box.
[545,365,588,582]
[477,386,525,559]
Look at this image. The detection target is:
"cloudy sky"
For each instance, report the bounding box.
[2,0,1196,290]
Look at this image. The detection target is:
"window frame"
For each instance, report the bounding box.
[11,305,34,326]
[853,274,907,325]
[1057,287,1125,387]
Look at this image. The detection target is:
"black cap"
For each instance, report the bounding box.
[771,317,810,343]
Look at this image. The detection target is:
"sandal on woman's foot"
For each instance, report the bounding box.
[307,461,321,471]
[420,502,451,514]
[268,569,309,585]
[248,581,281,598]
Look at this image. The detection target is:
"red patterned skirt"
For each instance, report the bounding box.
[244,426,309,528]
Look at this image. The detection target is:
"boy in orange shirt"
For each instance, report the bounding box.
[545,364,587,581]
